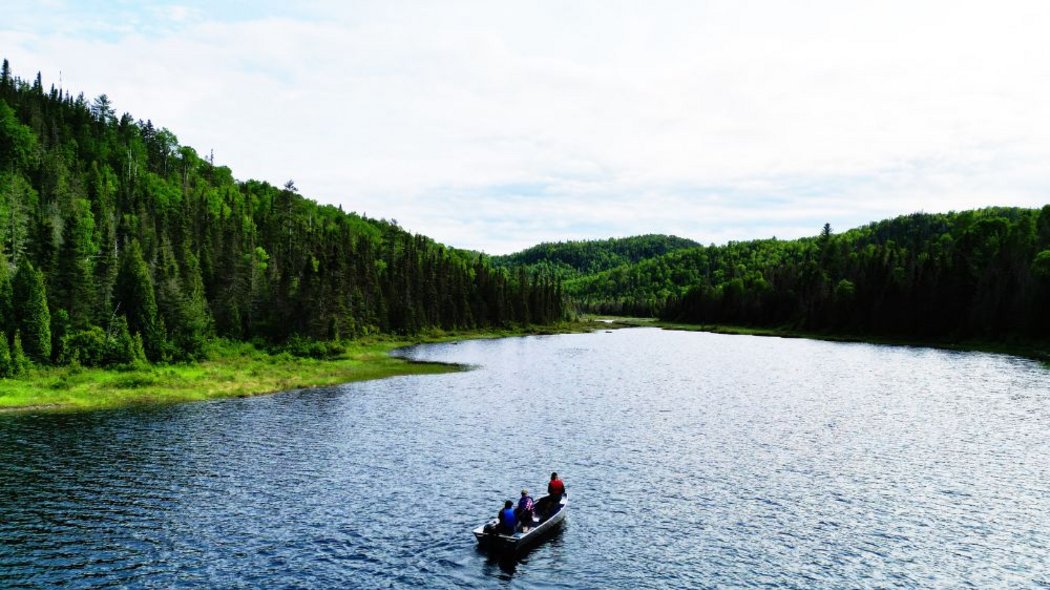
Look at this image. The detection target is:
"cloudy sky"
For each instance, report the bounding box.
[3,1,1049,253]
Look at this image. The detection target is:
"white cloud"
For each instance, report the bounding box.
[2,0,1048,253]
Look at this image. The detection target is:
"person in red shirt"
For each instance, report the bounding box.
[547,472,566,509]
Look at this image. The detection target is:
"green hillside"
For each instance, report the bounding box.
[493,234,699,280]
[0,60,563,373]
[561,209,1050,343]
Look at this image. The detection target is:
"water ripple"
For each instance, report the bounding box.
[2,329,1049,588]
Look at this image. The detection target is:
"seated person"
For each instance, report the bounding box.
[497,500,517,534]
[515,489,535,530]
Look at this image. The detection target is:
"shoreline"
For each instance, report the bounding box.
[0,321,599,414]
[7,316,1040,414]
[602,317,1050,364]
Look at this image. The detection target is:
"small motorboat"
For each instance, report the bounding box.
[473,495,568,552]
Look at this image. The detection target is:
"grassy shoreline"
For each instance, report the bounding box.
[603,317,1050,364]
[0,321,598,413]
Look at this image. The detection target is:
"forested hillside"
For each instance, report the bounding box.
[493,234,699,280]
[0,60,562,372]
[566,209,1050,341]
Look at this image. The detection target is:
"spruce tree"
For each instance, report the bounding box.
[55,200,96,328]
[106,315,139,365]
[115,239,162,361]
[11,331,27,376]
[12,261,51,362]
[88,163,119,323]
[50,308,70,364]
[0,331,11,378]
[0,249,12,338]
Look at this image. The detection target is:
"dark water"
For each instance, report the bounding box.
[2,328,1049,589]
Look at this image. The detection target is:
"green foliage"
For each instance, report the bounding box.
[10,330,27,375]
[834,279,855,302]
[279,336,347,359]
[0,99,36,170]
[116,239,164,361]
[50,308,70,363]
[12,261,50,362]
[0,330,11,377]
[1032,250,1050,279]
[0,248,11,337]
[111,314,145,365]
[61,326,107,367]
[0,172,36,265]
[55,198,97,327]
[494,234,700,281]
[61,315,144,367]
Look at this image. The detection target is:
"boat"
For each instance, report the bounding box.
[473,494,568,552]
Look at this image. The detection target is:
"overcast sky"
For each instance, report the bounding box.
[3,1,1049,253]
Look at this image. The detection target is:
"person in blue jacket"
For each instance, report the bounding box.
[497,500,517,534]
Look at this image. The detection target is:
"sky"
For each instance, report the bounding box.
[2,1,1049,254]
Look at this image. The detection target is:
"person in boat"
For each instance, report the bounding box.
[548,472,566,501]
[497,500,517,534]
[516,489,535,531]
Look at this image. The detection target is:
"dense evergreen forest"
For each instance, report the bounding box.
[0,60,563,373]
[493,234,699,280]
[562,209,1050,342]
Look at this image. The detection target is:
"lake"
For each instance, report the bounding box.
[1,328,1048,588]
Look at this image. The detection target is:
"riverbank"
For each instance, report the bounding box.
[0,321,598,413]
[602,317,1050,364]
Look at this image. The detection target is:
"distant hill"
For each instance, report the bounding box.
[557,208,1050,343]
[493,234,700,279]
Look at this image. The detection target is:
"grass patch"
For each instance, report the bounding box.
[0,321,603,413]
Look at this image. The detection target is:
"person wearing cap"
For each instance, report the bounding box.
[497,500,517,534]
[516,489,535,531]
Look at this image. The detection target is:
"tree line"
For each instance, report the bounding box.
[493,234,699,281]
[565,210,1050,342]
[0,60,563,373]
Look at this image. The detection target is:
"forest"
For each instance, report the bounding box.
[493,234,699,281]
[561,210,1050,342]
[0,60,563,374]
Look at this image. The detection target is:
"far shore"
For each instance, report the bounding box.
[0,321,599,414]
[601,317,1050,364]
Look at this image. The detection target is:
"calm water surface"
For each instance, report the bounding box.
[1,328,1048,588]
